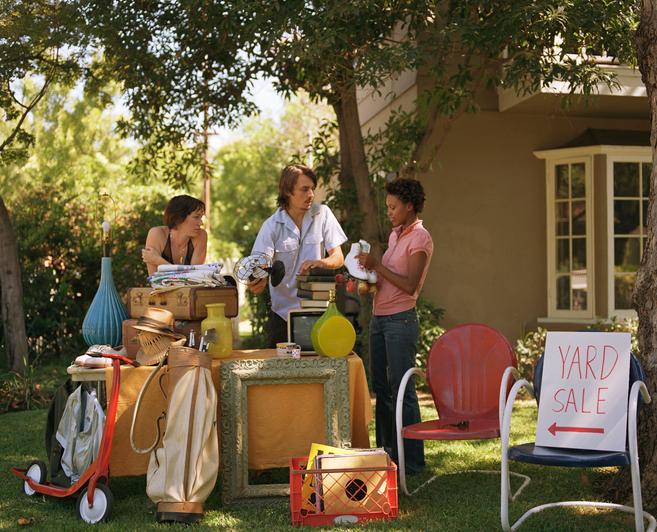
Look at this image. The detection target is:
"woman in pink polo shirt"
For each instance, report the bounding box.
[358,178,433,474]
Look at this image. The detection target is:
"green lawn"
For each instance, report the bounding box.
[0,397,639,530]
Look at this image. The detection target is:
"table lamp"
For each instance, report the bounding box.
[81,210,128,346]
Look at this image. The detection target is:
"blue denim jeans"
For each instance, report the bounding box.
[370,308,424,473]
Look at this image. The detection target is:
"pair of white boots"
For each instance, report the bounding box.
[344,240,377,283]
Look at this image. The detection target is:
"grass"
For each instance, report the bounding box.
[0,394,641,530]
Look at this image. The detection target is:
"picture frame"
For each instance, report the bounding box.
[219,357,351,504]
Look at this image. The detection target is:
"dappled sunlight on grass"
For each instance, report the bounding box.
[0,397,643,530]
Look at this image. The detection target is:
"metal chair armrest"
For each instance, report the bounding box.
[628,381,651,463]
[396,367,425,433]
[501,379,533,451]
[499,366,522,430]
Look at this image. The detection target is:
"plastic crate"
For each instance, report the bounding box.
[289,455,398,527]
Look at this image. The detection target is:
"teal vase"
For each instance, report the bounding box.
[82,257,127,346]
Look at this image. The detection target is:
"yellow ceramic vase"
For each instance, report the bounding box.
[202,303,233,359]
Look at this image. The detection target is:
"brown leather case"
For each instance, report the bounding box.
[126,279,238,320]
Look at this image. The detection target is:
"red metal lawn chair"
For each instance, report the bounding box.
[395,323,521,496]
[11,354,138,524]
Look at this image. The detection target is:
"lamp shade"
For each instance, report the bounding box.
[82,257,128,346]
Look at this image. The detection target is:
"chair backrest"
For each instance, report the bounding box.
[533,351,646,406]
[426,323,517,421]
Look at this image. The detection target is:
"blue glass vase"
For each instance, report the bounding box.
[82,257,127,346]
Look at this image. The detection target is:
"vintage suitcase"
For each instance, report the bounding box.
[121,319,204,358]
[126,279,238,320]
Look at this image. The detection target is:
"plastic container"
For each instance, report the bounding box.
[289,456,398,527]
[201,303,232,358]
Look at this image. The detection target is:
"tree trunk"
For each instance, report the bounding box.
[0,196,28,374]
[332,100,355,231]
[630,0,657,512]
[334,81,383,255]
[332,99,376,381]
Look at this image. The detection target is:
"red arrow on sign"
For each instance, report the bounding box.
[548,422,604,436]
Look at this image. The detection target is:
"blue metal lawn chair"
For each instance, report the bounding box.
[499,353,655,531]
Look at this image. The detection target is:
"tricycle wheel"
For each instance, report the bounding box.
[77,483,113,524]
[22,460,47,496]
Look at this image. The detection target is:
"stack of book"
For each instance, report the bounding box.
[296,268,336,308]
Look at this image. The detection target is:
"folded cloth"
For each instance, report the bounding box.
[149,264,227,289]
[156,262,223,273]
[74,354,113,368]
[85,344,127,357]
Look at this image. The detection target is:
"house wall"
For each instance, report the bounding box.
[409,111,648,343]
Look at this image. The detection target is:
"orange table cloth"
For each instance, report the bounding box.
[105,350,372,477]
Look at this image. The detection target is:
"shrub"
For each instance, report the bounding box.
[514,327,548,382]
[415,297,445,374]
[1,183,168,367]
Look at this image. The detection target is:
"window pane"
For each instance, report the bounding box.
[571,270,587,310]
[572,289,587,311]
[557,275,570,310]
[556,164,569,199]
[614,162,640,197]
[614,237,640,272]
[556,201,569,236]
[614,200,640,234]
[572,238,586,270]
[614,274,635,310]
[557,238,570,273]
[643,200,649,234]
[642,163,652,197]
[571,163,585,198]
[571,200,586,235]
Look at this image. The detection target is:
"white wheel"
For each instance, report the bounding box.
[77,484,113,524]
[22,461,47,496]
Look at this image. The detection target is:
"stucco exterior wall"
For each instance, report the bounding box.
[413,111,648,343]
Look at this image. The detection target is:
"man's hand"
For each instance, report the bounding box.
[298,259,325,275]
[247,277,268,294]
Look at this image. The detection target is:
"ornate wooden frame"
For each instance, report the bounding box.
[219,357,351,504]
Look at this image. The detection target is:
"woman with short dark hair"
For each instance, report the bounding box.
[142,195,208,275]
[358,177,433,474]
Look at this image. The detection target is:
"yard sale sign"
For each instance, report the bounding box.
[536,332,631,452]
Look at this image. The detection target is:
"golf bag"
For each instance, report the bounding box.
[130,346,218,523]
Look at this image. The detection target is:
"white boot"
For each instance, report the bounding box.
[344,242,369,281]
[358,240,377,283]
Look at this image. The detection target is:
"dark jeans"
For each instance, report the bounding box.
[267,310,288,348]
[370,308,424,473]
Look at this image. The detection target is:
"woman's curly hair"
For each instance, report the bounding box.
[385,178,426,213]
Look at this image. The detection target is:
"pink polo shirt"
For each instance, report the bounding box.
[373,219,433,316]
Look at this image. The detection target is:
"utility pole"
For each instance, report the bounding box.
[202,102,211,234]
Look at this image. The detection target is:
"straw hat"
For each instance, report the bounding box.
[132,308,185,366]
[132,308,185,338]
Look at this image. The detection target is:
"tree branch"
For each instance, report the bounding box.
[7,81,29,110]
[0,72,53,154]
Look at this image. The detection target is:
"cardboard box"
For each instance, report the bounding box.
[126,281,238,320]
[122,319,204,358]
